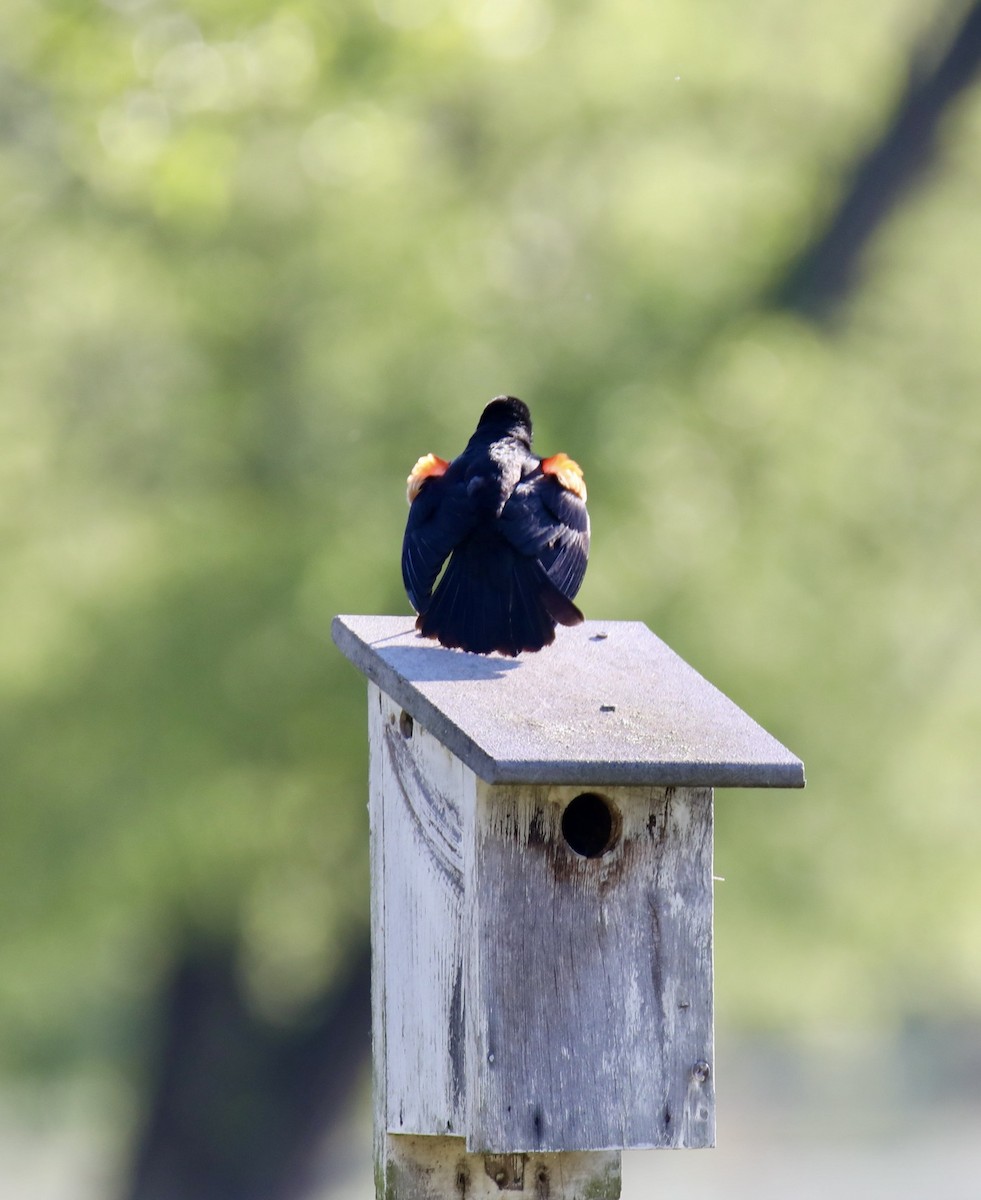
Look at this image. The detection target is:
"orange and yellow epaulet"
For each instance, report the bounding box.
[406,453,450,504]
[541,453,587,501]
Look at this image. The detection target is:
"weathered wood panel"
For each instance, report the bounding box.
[466,783,715,1153]
[335,614,805,788]
[369,684,473,1137]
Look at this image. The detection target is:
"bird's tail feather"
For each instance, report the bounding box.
[416,539,581,656]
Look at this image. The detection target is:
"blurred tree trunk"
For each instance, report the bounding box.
[771,2,981,322]
[122,935,371,1200]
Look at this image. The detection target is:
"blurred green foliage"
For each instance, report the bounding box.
[1,0,979,1094]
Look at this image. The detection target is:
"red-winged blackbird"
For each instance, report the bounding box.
[402,396,589,656]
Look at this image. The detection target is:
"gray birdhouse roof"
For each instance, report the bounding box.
[332,615,804,788]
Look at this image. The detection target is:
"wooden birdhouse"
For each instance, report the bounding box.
[332,615,804,1200]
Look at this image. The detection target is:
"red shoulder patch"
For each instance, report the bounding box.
[541,452,587,502]
[406,453,449,504]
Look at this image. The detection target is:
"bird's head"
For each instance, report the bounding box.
[476,395,533,444]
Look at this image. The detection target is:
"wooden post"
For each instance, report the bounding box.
[333,616,804,1200]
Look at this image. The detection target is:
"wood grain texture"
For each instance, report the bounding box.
[466,783,715,1152]
[370,684,472,1138]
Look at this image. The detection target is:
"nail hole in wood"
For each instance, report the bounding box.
[399,710,413,738]
[560,792,620,858]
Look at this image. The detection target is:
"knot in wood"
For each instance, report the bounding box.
[483,1153,526,1191]
[691,1060,711,1084]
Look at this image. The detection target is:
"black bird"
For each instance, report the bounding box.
[402,396,589,656]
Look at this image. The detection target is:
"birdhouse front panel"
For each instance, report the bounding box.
[465,780,716,1154]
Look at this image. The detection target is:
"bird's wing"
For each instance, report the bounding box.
[498,455,590,601]
[401,457,476,614]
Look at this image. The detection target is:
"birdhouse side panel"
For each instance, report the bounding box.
[369,685,471,1138]
[465,782,715,1153]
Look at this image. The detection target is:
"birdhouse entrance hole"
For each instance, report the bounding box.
[560,792,620,858]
